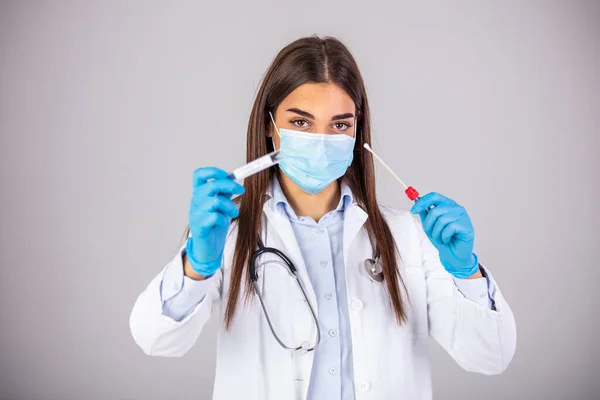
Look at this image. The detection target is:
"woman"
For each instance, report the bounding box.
[130,36,516,399]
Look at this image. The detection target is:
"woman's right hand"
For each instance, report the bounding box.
[186,167,245,277]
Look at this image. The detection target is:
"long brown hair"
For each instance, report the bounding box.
[217,36,407,329]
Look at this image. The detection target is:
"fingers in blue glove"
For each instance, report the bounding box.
[187,167,245,276]
[190,195,239,219]
[421,204,455,238]
[439,223,458,245]
[206,195,240,218]
[411,192,454,214]
[409,191,477,278]
[196,179,245,198]
[189,209,226,234]
[430,209,464,245]
[202,211,231,230]
[444,214,473,242]
[190,193,240,231]
[190,194,239,214]
[417,209,428,225]
[193,167,229,188]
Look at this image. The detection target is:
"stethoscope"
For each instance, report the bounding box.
[250,236,384,353]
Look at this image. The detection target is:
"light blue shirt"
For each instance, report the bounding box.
[161,178,497,399]
[271,177,356,399]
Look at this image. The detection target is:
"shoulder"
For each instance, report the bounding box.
[378,204,424,243]
[379,205,418,229]
[378,205,427,264]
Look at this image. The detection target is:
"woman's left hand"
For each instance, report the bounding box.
[411,192,480,279]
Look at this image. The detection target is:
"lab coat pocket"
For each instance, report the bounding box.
[402,265,428,339]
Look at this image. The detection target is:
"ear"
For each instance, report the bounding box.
[266,126,274,138]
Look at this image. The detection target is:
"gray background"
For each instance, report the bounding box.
[0,1,598,399]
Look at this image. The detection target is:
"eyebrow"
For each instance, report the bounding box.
[286,108,355,121]
[331,113,355,121]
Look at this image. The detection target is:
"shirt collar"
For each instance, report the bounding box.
[266,174,355,220]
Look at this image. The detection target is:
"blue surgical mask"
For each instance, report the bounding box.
[269,112,356,195]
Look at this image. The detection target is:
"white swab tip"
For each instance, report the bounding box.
[363,143,372,150]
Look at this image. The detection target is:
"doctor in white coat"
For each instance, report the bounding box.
[130,36,516,400]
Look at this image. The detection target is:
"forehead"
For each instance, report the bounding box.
[278,83,355,118]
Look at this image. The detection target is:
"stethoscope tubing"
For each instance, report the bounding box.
[250,237,321,353]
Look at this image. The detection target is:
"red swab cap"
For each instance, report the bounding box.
[405,186,419,201]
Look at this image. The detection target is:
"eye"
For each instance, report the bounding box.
[290,119,310,128]
[333,122,351,131]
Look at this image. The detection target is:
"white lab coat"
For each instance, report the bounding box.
[130,187,517,400]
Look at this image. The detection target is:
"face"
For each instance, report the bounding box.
[269,83,356,150]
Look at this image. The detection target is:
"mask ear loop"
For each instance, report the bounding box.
[268,111,282,138]
[268,111,282,152]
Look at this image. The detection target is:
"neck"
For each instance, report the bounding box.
[277,172,341,222]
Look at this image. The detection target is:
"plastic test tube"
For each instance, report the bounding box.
[227,149,283,181]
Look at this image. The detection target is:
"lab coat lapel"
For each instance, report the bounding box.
[262,203,318,310]
[343,204,369,267]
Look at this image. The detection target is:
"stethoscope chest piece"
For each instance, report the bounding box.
[364,258,384,282]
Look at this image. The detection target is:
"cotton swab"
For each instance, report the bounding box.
[363,143,420,201]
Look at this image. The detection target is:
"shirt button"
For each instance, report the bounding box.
[329,367,336,374]
[358,381,371,392]
[329,329,337,337]
[324,293,333,300]
[480,292,486,299]
[320,260,328,267]
[317,228,325,235]
[350,298,363,311]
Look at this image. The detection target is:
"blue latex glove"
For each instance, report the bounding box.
[411,192,479,279]
[186,167,245,276]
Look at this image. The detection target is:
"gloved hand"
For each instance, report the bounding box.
[411,192,479,279]
[186,167,245,276]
